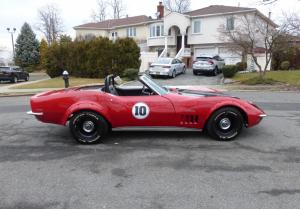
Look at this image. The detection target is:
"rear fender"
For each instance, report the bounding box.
[60,101,111,125]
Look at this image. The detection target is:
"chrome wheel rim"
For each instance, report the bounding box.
[82,120,95,133]
[219,118,231,130]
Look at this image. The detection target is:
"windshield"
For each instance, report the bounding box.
[139,75,168,95]
[154,58,172,65]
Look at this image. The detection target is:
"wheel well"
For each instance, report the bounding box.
[68,109,112,130]
[204,105,248,130]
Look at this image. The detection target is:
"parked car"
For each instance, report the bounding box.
[0,66,29,83]
[28,74,266,144]
[149,58,186,78]
[193,55,225,76]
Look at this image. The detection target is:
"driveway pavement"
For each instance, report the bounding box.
[151,68,222,86]
[0,91,300,209]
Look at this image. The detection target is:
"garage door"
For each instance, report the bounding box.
[194,48,216,58]
[219,47,241,65]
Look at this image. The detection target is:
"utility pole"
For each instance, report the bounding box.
[6,27,16,62]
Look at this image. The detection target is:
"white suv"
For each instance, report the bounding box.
[193,55,225,76]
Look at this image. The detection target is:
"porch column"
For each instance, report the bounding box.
[164,35,168,57]
[181,33,185,51]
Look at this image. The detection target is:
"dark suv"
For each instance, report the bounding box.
[0,66,29,83]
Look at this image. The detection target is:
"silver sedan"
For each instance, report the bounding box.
[148,58,186,78]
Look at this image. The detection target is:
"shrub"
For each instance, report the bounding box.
[236,62,247,71]
[222,65,238,78]
[280,61,290,71]
[44,37,141,78]
[123,68,139,80]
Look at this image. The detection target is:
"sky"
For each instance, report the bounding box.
[0,0,299,60]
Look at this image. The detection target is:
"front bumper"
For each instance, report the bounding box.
[27,111,43,116]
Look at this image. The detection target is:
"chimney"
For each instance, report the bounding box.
[157,1,164,19]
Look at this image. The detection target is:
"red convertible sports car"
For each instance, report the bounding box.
[27,74,266,144]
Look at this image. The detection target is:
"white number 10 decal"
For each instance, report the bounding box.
[132,102,150,119]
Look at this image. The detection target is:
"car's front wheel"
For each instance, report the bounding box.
[182,67,186,74]
[206,107,244,141]
[69,111,108,144]
[171,70,176,78]
[11,76,18,83]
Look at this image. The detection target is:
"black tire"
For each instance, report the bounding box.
[193,70,197,75]
[182,67,186,74]
[206,107,244,141]
[11,76,18,83]
[25,75,29,81]
[212,67,218,76]
[69,111,108,144]
[171,70,176,78]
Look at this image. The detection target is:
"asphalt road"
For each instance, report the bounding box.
[0,91,300,209]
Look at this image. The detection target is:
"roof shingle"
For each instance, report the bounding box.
[185,5,255,16]
[74,15,153,29]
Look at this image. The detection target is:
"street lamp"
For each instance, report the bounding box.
[6,27,16,62]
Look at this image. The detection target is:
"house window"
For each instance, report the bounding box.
[226,16,235,30]
[127,27,136,37]
[149,24,164,37]
[111,31,118,37]
[193,19,201,34]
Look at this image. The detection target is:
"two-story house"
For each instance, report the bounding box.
[74,2,276,70]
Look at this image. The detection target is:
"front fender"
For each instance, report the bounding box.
[202,100,249,126]
[60,101,111,125]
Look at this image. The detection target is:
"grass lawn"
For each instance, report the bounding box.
[11,77,104,89]
[233,70,300,86]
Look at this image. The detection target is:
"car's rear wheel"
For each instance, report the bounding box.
[182,67,186,74]
[193,70,197,75]
[69,111,108,144]
[206,107,244,141]
[25,75,29,81]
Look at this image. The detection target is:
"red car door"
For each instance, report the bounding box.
[105,94,176,127]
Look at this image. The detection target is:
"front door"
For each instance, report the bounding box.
[106,94,176,127]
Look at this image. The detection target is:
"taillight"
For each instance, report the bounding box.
[208,59,214,65]
[193,61,197,64]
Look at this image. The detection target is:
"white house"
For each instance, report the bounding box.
[74,2,277,71]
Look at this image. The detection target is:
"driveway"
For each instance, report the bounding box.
[152,68,222,86]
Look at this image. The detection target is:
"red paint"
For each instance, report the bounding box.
[29,85,265,130]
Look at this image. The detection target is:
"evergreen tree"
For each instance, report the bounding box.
[39,39,48,68]
[15,22,40,67]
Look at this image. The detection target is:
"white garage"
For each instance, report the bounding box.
[194,47,217,58]
[218,47,242,65]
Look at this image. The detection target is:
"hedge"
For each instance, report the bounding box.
[222,65,238,78]
[44,37,141,78]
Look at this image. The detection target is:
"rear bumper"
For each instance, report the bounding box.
[193,67,214,73]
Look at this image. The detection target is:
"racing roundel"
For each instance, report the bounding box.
[132,102,150,119]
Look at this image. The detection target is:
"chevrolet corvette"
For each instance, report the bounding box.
[27,74,266,144]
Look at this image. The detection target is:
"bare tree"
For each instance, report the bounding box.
[91,0,108,22]
[282,12,300,35]
[37,4,64,45]
[163,0,191,13]
[109,0,125,19]
[219,13,288,77]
